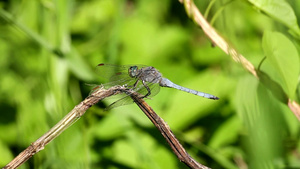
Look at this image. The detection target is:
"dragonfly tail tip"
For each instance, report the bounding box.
[211,96,219,100]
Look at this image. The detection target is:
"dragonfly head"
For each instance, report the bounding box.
[128,66,139,78]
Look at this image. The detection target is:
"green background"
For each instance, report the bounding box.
[0,0,299,169]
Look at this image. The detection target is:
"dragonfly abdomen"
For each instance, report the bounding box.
[160,78,219,100]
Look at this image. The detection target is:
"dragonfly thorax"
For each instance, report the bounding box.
[138,66,162,84]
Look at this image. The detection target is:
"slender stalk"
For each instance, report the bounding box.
[0,9,58,55]
[178,0,300,121]
[179,0,256,77]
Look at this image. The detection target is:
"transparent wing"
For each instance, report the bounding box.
[95,63,133,86]
[94,63,148,88]
[104,82,161,110]
[95,63,129,79]
[105,94,135,110]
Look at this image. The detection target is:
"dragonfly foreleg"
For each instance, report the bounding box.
[141,80,151,98]
[133,79,140,88]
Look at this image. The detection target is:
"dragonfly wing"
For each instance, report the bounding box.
[95,63,151,87]
[95,64,148,80]
[105,94,135,110]
[103,81,160,110]
[95,63,129,79]
[95,63,137,88]
[105,86,159,110]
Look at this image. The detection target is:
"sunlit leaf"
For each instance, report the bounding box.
[262,31,299,99]
[248,0,300,35]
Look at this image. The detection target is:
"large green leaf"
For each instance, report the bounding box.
[236,75,286,168]
[262,31,299,99]
[248,0,300,35]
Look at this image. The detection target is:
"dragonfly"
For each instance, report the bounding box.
[92,63,219,109]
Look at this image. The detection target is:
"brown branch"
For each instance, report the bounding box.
[179,0,300,121]
[3,86,210,169]
[179,0,257,77]
[129,92,210,169]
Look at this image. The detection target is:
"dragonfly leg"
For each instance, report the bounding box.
[131,79,151,98]
[133,79,140,88]
[141,80,151,98]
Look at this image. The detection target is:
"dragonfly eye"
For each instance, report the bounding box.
[128,66,138,77]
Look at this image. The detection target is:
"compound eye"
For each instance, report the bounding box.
[128,66,138,77]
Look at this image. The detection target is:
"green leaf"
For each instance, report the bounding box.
[248,0,300,35]
[236,75,287,168]
[262,31,299,99]
[66,48,95,81]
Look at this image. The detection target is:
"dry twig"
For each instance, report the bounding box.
[130,92,210,169]
[3,86,209,169]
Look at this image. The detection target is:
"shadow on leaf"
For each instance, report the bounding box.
[257,69,288,104]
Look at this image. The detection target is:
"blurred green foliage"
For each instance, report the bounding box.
[0,0,299,169]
